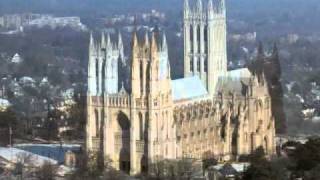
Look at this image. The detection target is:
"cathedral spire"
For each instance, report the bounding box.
[151,32,158,52]
[184,0,190,15]
[162,32,168,51]
[101,32,106,48]
[118,31,123,48]
[88,32,97,96]
[161,32,171,79]
[132,31,138,48]
[144,31,149,47]
[257,41,265,59]
[118,31,124,62]
[208,0,214,18]
[89,32,95,49]
[272,43,278,59]
[131,30,141,97]
[220,0,226,14]
[132,31,139,67]
[106,33,111,47]
[196,0,203,12]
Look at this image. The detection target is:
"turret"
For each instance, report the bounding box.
[160,33,171,79]
[118,31,123,49]
[151,32,158,62]
[131,31,141,97]
[101,32,106,49]
[208,0,214,19]
[220,0,226,15]
[272,43,278,59]
[184,0,190,18]
[88,32,97,96]
[196,0,203,13]
[106,33,111,49]
[89,32,96,55]
[132,31,138,49]
[117,32,125,65]
[161,32,168,52]
[144,32,149,47]
[150,32,159,86]
[90,32,94,46]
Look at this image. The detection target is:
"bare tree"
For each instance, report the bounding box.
[34,161,58,180]
[147,157,196,180]
[16,152,34,167]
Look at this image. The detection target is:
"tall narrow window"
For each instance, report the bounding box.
[101,110,104,125]
[197,26,201,53]
[95,58,99,94]
[197,59,201,72]
[146,63,150,93]
[190,58,194,72]
[144,112,149,141]
[190,25,193,53]
[101,58,106,93]
[139,113,143,140]
[95,109,99,137]
[204,59,208,72]
[204,25,208,54]
[140,61,143,94]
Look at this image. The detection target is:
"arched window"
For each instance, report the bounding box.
[204,59,208,72]
[190,25,193,52]
[95,58,99,93]
[95,109,99,137]
[190,57,194,72]
[146,62,150,93]
[204,25,208,53]
[117,111,131,173]
[100,110,104,125]
[140,61,144,94]
[139,112,143,140]
[144,112,149,140]
[197,25,201,53]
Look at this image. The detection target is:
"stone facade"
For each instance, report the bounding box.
[86,0,276,175]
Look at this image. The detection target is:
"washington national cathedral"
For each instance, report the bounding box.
[86,0,276,174]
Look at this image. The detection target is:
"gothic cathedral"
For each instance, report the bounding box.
[86,0,276,175]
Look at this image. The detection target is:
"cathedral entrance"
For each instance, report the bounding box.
[120,149,130,173]
[117,111,131,173]
[141,155,148,173]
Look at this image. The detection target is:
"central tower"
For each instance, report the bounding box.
[183,0,227,94]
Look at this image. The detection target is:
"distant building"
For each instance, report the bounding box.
[229,32,256,42]
[287,34,299,44]
[0,98,10,111]
[0,17,4,27]
[206,163,250,180]
[10,53,23,64]
[19,76,35,87]
[27,16,87,31]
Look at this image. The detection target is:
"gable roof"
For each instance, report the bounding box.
[227,68,251,79]
[172,76,208,101]
[216,68,252,95]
